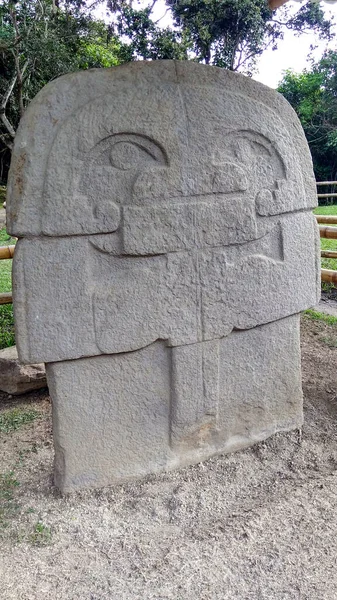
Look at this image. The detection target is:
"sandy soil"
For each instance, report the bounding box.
[1,315,337,600]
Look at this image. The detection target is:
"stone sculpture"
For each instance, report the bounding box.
[7,61,320,492]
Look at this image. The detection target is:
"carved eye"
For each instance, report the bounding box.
[110,141,157,170]
[90,133,168,171]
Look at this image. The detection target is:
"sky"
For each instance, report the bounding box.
[94,1,337,89]
[255,2,337,87]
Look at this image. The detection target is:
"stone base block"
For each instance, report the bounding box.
[0,345,47,396]
[46,315,303,492]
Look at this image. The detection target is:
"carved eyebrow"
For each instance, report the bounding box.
[88,132,169,168]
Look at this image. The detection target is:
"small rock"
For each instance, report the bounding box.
[0,345,47,395]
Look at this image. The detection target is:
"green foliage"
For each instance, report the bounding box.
[113,4,191,62]
[77,19,122,68]
[278,52,337,187]
[166,0,273,71]
[78,40,120,68]
[0,408,39,434]
[0,0,122,182]
[0,0,334,183]
[109,0,332,73]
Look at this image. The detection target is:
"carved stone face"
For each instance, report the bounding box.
[40,80,304,248]
[7,62,320,492]
[7,61,319,364]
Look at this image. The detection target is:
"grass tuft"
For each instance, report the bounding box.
[303,308,337,326]
[0,470,20,526]
[30,521,52,546]
[0,408,39,434]
[319,335,337,348]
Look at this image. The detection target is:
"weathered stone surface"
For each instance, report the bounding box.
[7,61,320,491]
[0,346,46,395]
[7,62,317,238]
[47,316,302,492]
[13,211,318,364]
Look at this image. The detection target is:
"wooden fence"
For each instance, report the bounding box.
[316,181,337,285]
[1,182,337,304]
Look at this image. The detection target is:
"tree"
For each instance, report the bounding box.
[0,0,335,184]
[107,1,192,62]
[0,0,121,182]
[108,0,333,74]
[278,51,337,190]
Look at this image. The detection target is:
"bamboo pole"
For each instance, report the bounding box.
[321,250,337,259]
[0,245,15,260]
[316,215,337,225]
[0,292,12,304]
[317,181,337,186]
[317,193,337,198]
[321,269,337,284]
[319,226,337,239]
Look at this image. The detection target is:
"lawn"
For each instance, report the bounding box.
[314,204,337,215]
[314,204,337,271]
[0,227,15,349]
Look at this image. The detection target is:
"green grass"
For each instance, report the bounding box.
[314,204,337,215]
[0,408,39,434]
[0,228,16,246]
[0,227,15,349]
[320,238,337,270]
[0,305,15,349]
[0,259,12,293]
[0,470,20,527]
[303,308,337,326]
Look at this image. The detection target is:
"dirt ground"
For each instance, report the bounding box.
[1,315,337,600]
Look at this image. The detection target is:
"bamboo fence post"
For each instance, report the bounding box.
[319,226,337,239]
[0,292,12,304]
[321,269,337,284]
[0,245,15,260]
[316,181,337,186]
[316,215,337,225]
[321,250,337,259]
